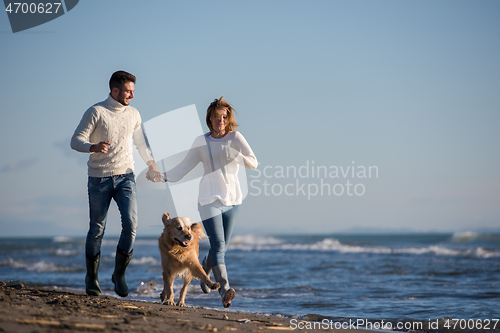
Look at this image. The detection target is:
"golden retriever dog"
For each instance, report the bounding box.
[158,212,220,306]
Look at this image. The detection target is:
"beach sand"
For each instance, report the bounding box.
[0,281,373,333]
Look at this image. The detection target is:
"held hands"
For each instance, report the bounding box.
[146,161,163,183]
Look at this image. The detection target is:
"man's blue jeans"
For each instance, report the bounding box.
[199,201,240,267]
[86,173,138,258]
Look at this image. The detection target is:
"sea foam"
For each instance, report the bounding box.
[229,235,500,258]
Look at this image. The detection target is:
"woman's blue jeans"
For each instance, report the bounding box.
[86,173,138,258]
[199,201,240,267]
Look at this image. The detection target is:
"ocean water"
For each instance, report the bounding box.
[1,232,499,328]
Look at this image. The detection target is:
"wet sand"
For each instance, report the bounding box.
[0,281,374,333]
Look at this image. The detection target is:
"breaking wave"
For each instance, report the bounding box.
[229,235,500,258]
[130,256,160,266]
[52,236,73,243]
[0,258,80,272]
[451,231,480,242]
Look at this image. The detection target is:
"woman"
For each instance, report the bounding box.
[163,96,258,307]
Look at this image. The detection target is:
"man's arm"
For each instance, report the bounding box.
[71,108,98,153]
[132,121,162,182]
[146,160,163,182]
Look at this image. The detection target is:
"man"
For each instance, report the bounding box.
[71,70,161,297]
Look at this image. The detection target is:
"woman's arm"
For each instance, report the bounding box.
[231,131,258,169]
[164,136,204,182]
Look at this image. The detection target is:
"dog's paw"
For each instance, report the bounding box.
[210,282,221,290]
[163,299,176,306]
[176,300,186,307]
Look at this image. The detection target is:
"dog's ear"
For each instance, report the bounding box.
[162,212,171,226]
[191,223,207,239]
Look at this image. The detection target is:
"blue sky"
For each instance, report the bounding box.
[1,0,499,237]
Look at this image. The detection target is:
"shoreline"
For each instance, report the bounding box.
[0,281,376,333]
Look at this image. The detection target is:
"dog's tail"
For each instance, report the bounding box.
[191,223,207,239]
[162,212,171,226]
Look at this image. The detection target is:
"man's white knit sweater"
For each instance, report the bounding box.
[71,94,154,177]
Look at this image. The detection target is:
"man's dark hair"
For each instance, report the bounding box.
[109,70,136,91]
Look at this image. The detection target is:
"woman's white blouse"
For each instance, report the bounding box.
[165,131,258,206]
